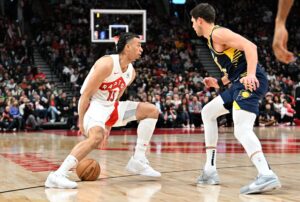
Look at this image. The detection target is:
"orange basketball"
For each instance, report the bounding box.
[76,159,101,181]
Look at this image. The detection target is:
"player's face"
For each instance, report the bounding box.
[191,17,203,36]
[127,37,143,61]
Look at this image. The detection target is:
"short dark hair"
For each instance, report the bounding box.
[116,32,139,54]
[190,3,216,23]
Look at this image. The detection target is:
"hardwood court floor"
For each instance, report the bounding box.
[0,126,299,202]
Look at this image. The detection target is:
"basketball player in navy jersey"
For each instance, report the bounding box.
[190,3,281,194]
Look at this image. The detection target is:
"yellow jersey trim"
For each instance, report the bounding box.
[233,101,241,110]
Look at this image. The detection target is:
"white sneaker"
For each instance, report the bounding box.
[126,156,161,177]
[197,170,220,185]
[240,174,281,194]
[45,172,77,189]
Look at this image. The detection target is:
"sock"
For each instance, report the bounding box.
[251,152,274,175]
[204,148,217,173]
[201,96,228,174]
[56,155,78,175]
[134,118,157,160]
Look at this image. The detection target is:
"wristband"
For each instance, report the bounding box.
[217,78,224,88]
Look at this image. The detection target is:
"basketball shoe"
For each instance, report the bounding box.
[240,174,281,194]
[45,172,77,189]
[197,170,220,185]
[126,156,161,177]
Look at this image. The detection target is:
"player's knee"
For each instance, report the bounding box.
[137,102,159,119]
[91,134,104,149]
[201,104,213,121]
[149,105,159,119]
[234,123,250,140]
[233,110,255,140]
[88,127,105,149]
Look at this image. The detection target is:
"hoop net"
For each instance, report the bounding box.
[113,36,120,46]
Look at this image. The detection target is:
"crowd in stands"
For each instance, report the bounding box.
[0,11,78,131]
[0,0,299,131]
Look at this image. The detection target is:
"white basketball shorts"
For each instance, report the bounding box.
[83,100,139,134]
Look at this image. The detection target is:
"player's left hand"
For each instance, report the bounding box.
[240,74,259,92]
[203,77,219,88]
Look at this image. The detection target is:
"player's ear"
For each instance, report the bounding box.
[196,17,203,25]
[125,43,130,51]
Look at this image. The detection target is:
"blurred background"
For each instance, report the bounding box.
[0,0,299,131]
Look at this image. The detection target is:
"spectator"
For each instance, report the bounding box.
[259,103,276,126]
[1,106,17,131]
[47,94,61,123]
[9,100,22,130]
[188,96,202,127]
[177,97,190,128]
[280,100,295,125]
[163,104,177,127]
[22,98,42,130]
[56,92,70,121]
[68,96,78,130]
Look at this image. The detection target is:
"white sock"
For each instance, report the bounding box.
[204,148,217,173]
[134,118,157,160]
[251,152,274,176]
[56,155,78,175]
[201,96,228,174]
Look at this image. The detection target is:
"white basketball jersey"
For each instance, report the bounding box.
[80,54,134,104]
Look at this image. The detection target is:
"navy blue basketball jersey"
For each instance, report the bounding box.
[207,25,247,82]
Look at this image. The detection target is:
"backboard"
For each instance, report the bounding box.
[90,9,146,43]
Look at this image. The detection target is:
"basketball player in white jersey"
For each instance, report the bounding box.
[45,32,161,189]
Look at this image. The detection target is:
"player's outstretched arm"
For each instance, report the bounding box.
[272,0,295,64]
[275,0,294,23]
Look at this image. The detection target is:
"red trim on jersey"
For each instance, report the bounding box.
[105,101,119,126]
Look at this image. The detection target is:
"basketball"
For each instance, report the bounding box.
[76,159,101,181]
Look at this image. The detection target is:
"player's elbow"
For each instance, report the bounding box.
[249,42,257,51]
[243,42,257,54]
[80,93,92,101]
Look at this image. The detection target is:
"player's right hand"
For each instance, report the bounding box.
[203,77,219,88]
[78,124,84,136]
[272,23,295,64]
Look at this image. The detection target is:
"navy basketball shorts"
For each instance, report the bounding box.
[220,69,268,115]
